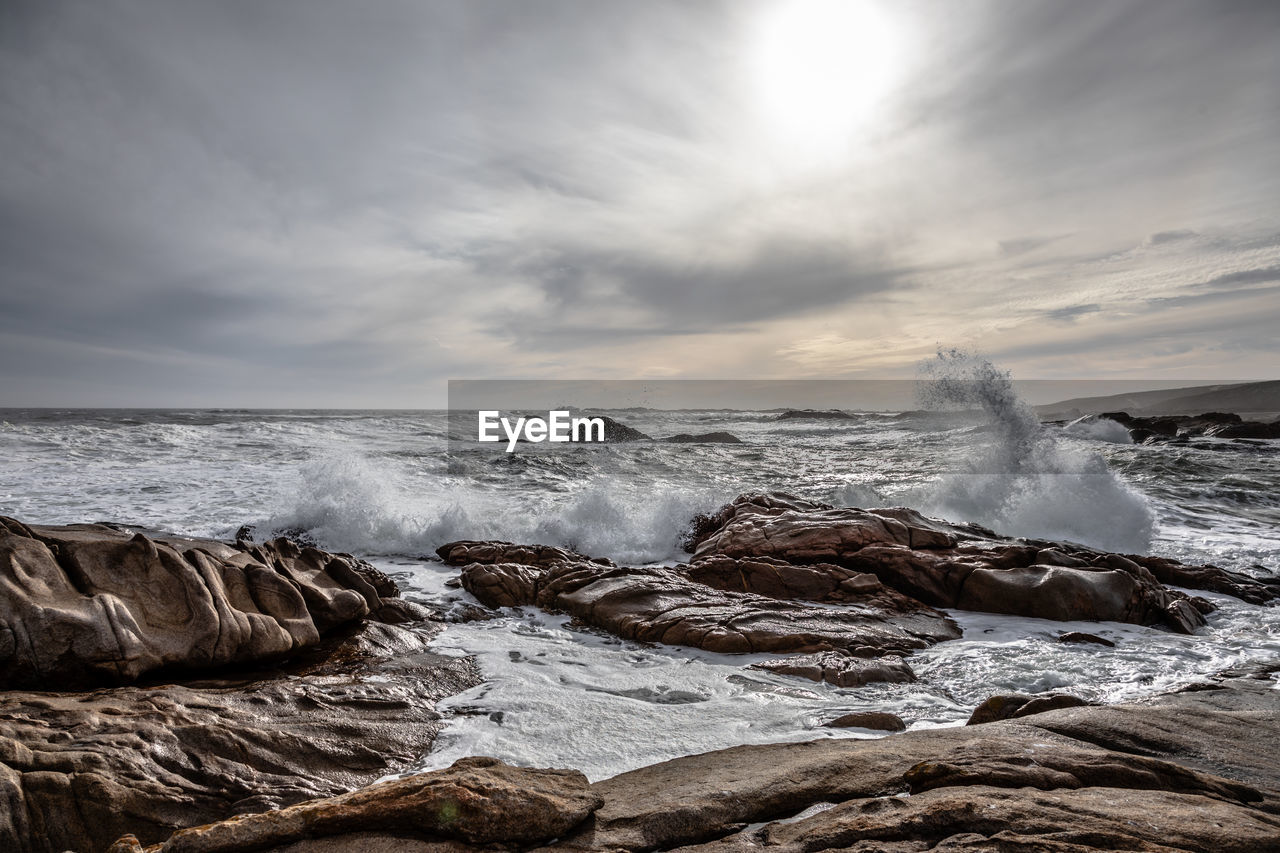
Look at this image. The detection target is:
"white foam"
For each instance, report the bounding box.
[1062,416,1133,444]
[913,350,1154,552]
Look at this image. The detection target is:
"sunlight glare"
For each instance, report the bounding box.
[750,0,901,160]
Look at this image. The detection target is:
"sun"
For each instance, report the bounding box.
[749,0,901,159]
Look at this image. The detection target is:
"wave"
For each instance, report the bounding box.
[912,349,1154,552]
[259,452,727,563]
[1061,416,1133,444]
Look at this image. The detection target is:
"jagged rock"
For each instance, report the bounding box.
[967,693,1091,724]
[0,517,418,689]
[456,560,960,657]
[437,540,612,569]
[683,493,1253,633]
[1059,631,1116,647]
[119,757,601,853]
[824,711,907,731]
[1128,554,1280,605]
[751,652,916,687]
[0,621,482,853]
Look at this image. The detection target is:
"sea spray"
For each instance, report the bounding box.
[913,349,1154,552]
[260,450,725,563]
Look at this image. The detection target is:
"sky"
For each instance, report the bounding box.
[1,0,1278,407]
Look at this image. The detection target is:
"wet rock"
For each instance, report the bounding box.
[775,409,856,420]
[824,711,907,732]
[457,560,960,657]
[967,693,1091,725]
[118,757,601,853]
[1059,631,1116,647]
[437,540,612,569]
[597,416,650,442]
[751,652,917,687]
[685,493,1240,632]
[543,673,1280,853]
[662,432,741,444]
[0,621,482,853]
[0,518,415,689]
[1127,554,1280,604]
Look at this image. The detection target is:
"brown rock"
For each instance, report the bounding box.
[825,711,907,732]
[529,561,960,656]
[0,518,412,689]
[967,693,1091,725]
[134,757,601,853]
[0,621,481,853]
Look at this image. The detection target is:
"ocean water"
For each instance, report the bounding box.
[3,401,1279,781]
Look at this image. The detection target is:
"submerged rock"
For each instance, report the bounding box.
[662,432,742,444]
[824,711,907,731]
[750,651,917,687]
[775,409,856,420]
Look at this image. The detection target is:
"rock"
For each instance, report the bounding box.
[542,671,1280,853]
[661,432,742,444]
[967,693,1091,724]
[1127,554,1280,605]
[457,560,960,657]
[436,540,612,569]
[0,620,482,853]
[692,501,959,564]
[775,409,856,420]
[751,652,916,687]
[956,564,1205,632]
[824,711,907,732]
[1059,630,1116,647]
[0,517,414,689]
[597,416,650,442]
[119,757,601,853]
[115,667,1280,853]
[1101,410,1280,442]
[684,493,1239,632]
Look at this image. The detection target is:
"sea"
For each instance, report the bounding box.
[3,385,1280,781]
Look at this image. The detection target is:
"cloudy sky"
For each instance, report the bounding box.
[2,0,1278,406]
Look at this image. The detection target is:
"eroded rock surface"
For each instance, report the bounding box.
[125,673,1280,853]
[0,621,481,853]
[0,519,481,853]
[684,493,1276,632]
[117,757,600,853]
[457,559,959,658]
[0,517,422,689]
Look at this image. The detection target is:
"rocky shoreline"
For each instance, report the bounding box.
[4,495,1280,852]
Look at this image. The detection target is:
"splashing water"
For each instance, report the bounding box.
[913,349,1154,552]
